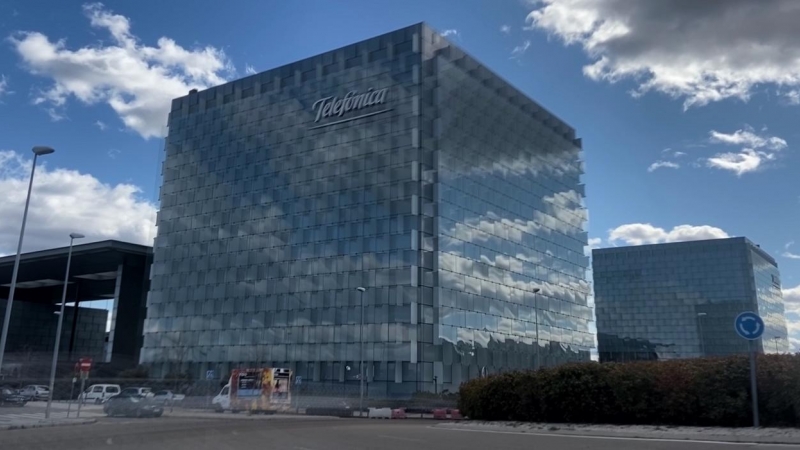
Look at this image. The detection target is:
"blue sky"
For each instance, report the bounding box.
[0,1,798,347]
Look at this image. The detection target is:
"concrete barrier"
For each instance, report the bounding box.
[449,409,463,420]
[391,408,407,419]
[432,408,448,419]
[368,407,392,419]
[305,407,353,418]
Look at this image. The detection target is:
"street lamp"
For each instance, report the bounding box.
[46,233,84,419]
[0,146,55,375]
[771,336,781,354]
[356,286,366,417]
[697,312,707,357]
[530,288,541,370]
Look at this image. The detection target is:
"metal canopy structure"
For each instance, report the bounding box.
[0,240,152,368]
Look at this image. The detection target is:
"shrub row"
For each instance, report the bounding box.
[458,354,800,427]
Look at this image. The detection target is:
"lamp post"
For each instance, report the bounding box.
[46,233,84,419]
[356,286,366,417]
[771,336,780,354]
[530,288,541,370]
[0,146,55,375]
[697,312,707,357]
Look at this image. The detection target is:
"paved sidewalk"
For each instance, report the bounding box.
[0,402,104,425]
[436,421,800,445]
[0,418,96,431]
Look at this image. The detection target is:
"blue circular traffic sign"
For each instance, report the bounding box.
[734,311,765,340]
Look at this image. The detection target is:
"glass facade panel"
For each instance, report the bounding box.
[593,237,789,362]
[142,23,592,394]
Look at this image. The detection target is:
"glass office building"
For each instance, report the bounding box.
[593,237,788,362]
[141,23,593,394]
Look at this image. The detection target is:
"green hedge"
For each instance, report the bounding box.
[458,354,800,427]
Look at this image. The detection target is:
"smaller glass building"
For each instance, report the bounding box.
[593,237,788,361]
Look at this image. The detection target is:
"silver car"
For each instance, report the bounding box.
[20,385,49,401]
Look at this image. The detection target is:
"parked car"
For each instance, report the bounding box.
[118,387,152,397]
[0,388,27,407]
[79,384,121,403]
[19,385,49,401]
[151,390,185,404]
[103,394,163,418]
[212,385,230,412]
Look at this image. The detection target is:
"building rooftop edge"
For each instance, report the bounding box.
[173,22,576,137]
[0,239,153,266]
[592,236,777,266]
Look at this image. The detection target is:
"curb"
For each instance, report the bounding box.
[433,422,800,446]
[0,418,97,431]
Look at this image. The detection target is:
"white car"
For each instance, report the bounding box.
[212,385,230,412]
[20,385,49,401]
[79,384,121,403]
[118,387,153,398]
[151,390,185,404]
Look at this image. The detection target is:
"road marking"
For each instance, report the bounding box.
[431,426,800,447]
[378,434,422,442]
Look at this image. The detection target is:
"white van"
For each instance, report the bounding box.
[80,384,121,403]
[212,385,230,412]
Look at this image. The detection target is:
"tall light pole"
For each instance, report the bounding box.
[0,146,55,375]
[356,286,366,417]
[530,288,541,370]
[46,233,84,419]
[697,312,707,357]
[771,336,780,354]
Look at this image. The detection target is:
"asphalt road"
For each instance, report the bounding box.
[2,416,797,450]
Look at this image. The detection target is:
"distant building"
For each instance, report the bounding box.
[0,240,152,374]
[593,237,788,362]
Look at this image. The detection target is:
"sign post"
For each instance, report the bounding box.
[734,311,765,427]
[66,373,77,418]
[75,358,92,418]
[294,376,303,414]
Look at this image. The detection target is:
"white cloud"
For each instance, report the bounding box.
[0,75,8,99]
[709,128,788,150]
[10,3,232,139]
[706,149,763,176]
[784,287,800,350]
[785,285,800,314]
[526,0,800,108]
[510,40,531,59]
[94,120,107,131]
[441,29,460,39]
[786,241,795,249]
[782,252,800,260]
[244,64,257,75]
[705,127,789,175]
[585,237,602,256]
[785,90,800,105]
[647,160,680,172]
[500,25,511,34]
[45,107,65,122]
[0,150,156,254]
[608,223,729,246]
